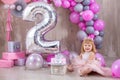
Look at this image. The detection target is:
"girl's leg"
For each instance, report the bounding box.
[100,67,112,77]
[67,65,74,72]
[78,66,92,76]
[88,62,111,77]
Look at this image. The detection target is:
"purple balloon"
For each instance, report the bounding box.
[70,12,80,23]
[94,19,105,31]
[96,53,106,67]
[90,3,100,13]
[62,0,70,8]
[111,59,120,78]
[82,10,94,21]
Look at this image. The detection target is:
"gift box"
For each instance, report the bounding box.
[7,41,21,52]
[50,54,67,75]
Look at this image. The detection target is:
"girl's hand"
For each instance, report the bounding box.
[88,52,95,60]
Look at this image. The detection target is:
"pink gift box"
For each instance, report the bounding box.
[2,52,25,60]
[0,59,14,68]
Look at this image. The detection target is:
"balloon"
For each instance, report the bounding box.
[82,10,94,21]
[26,53,43,69]
[94,20,105,31]
[90,3,100,13]
[69,7,74,12]
[88,34,95,39]
[93,14,98,20]
[53,0,62,7]
[25,0,31,3]
[70,1,76,7]
[1,0,17,5]
[74,4,83,12]
[94,30,99,36]
[61,50,70,64]
[77,31,88,41]
[79,16,84,21]
[70,12,80,24]
[96,44,102,49]
[82,0,91,6]
[75,0,83,2]
[94,36,103,45]
[86,26,95,34]
[86,20,94,26]
[90,0,95,4]
[62,50,70,56]
[99,30,104,37]
[96,53,106,67]
[111,59,120,78]
[69,51,78,62]
[23,2,60,54]
[11,0,27,17]
[83,6,89,11]
[78,22,86,29]
[62,0,70,8]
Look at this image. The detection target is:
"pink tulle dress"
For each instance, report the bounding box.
[70,52,112,76]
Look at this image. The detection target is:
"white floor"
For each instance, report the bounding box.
[0,57,119,80]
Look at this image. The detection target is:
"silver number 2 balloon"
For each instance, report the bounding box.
[23,2,60,54]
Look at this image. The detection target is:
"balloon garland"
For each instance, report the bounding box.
[53,0,105,49]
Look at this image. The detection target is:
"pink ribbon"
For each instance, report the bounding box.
[6,9,12,41]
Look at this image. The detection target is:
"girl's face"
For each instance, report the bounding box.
[83,43,92,52]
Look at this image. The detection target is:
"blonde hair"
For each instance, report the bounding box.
[81,38,97,54]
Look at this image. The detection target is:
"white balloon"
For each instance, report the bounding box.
[75,0,84,2]
[26,53,43,70]
[23,2,60,54]
[94,30,99,36]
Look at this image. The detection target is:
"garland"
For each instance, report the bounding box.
[52,0,105,49]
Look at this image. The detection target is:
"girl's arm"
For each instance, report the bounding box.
[88,52,95,60]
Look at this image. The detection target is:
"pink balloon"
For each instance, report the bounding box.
[62,0,70,8]
[1,0,17,5]
[53,0,62,7]
[89,34,95,39]
[82,10,94,21]
[90,3,100,13]
[90,0,95,4]
[94,20,105,31]
[78,22,86,29]
[70,12,80,24]
[62,50,70,56]
[69,7,74,12]
[70,1,76,7]
[68,0,73,1]
[82,27,86,31]
[111,59,120,78]
[96,53,106,67]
